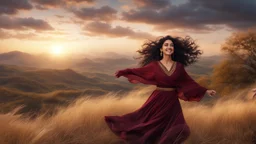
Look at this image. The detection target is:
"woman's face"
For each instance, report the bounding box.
[160,39,174,56]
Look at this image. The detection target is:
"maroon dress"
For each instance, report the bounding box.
[104,60,207,144]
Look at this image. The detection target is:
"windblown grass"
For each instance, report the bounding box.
[0,86,255,144]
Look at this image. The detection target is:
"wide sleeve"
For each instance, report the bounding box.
[116,61,156,85]
[176,63,208,102]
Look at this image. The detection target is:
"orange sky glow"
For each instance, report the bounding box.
[0,0,255,57]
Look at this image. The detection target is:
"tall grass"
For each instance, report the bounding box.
[0,86,255,144]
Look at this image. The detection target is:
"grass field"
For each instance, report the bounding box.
[0,86,255,144]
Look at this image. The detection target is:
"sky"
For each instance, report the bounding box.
[0,0,255,57]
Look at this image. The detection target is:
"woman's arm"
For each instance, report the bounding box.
[176,63,208,102]
[115,61,156,85]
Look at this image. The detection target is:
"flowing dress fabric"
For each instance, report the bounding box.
[104,61,207,144]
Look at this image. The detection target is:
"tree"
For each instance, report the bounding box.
[211,30,256,95]
[196,75,211,88]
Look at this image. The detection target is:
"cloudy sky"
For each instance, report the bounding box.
[0,0,255,57]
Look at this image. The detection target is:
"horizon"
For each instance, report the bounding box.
[0,49,224,59]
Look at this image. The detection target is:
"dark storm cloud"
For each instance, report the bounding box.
[121,0,256,31]
[71,6,117,21]
[0,15,54,30]
[83,21,155,40]
[32,0,95,9]
[132,0,170,9]
[0,0,33,15]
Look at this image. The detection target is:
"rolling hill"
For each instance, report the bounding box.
[0,64,134,116]
[0,51,223,75]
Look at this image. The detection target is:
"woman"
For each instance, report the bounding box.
[104,35,217,144]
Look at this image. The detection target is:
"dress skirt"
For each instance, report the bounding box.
[104,89,190,144]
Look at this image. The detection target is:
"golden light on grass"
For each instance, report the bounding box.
[0,86,255,144]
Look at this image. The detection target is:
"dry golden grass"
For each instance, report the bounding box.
[0,86,255,144]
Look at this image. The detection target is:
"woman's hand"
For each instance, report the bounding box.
[206,90,217,97]
[115,70,126,78]
[115,71,121,78]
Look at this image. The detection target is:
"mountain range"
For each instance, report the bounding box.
[0,51,223,74]
[0,51,223,117]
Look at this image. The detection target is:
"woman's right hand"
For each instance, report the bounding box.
[115,71,120,78]
[115,70,125,78]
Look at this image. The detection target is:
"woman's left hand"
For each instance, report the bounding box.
[206,90,217,97]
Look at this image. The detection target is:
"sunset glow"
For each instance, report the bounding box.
[0,0,254,56]
[50,45,64,56]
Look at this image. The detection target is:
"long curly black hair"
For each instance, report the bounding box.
[134,35,203,67]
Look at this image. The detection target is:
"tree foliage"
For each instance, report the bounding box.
[211,30,256,95]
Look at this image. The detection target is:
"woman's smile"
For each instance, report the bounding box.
[162,39,174,55]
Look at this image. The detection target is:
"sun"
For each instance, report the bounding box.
[50,45,64,56]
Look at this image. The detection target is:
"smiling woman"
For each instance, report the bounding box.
[105,35,216,144]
